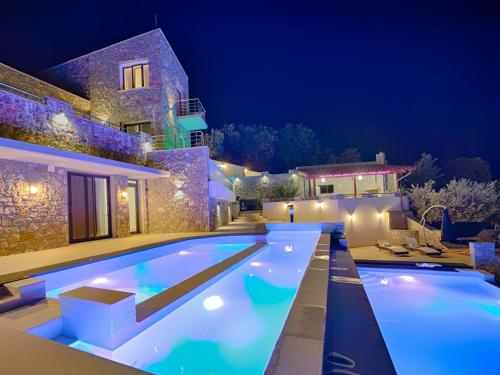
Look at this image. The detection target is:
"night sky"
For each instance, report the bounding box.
[1,0,498,175]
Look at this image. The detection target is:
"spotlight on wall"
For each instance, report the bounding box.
[121,191,128,198]
[53,112,69,126]
[29,185,39,195]
[347,214,354,221]
[357,175,363,180]
[317,200,324,208]
[220,163,226,169]
[377,212,384,219]
[320,177,326,183]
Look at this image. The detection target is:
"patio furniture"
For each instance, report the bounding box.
[404,237,441,256]
[376,240,409,256]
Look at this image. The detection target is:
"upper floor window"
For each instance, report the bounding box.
[319,185,334,194]
[122,63,149,90]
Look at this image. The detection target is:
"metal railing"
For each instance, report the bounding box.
[177,98,206,117]
[0,81,47,105]
[151,130,204,150]
[73,110,124,132]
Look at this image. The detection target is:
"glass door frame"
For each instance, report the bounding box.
[68,172,112,243]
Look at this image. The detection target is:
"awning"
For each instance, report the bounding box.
[0,137,166,179]
[296,162,415,178]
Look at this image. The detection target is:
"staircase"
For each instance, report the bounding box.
[233,210,266,223]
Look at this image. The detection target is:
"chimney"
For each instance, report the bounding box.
[375,152,386,165]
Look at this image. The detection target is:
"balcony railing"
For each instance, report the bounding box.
[177,98,206,118]
[151,131,204,150]
[0,81,47,105]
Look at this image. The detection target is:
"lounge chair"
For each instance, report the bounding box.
[403,237,441,256]
[376,240,409,256]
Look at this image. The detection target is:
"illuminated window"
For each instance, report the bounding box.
[319,185,334,194]
[122,63,149,90]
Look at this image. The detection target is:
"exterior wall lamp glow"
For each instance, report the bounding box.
[357,175,363,180]
[320,177,326,183]
[121,191,128,198]
[54,112,69,126]
[377,212,384,219]
[347,214,354,221]
[317,200,324,208]
[29,185,39,194]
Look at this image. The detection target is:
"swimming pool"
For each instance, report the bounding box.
[60,230,320,374]
[359,267,500,375]
[39,236,256,303]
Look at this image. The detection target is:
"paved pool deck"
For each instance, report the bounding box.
[0,227,267,284]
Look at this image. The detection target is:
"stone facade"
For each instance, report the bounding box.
[234,172,303,200]
[0,159,68,255]
[113,176,130,238]
[470,242,500,280]
[209,198,232,231]
[146,147,211,233]
[0,63,91,113]
[41,29,189,134]
[0,89,151,165]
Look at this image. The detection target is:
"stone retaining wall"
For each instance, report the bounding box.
[0,89,150,165]
[146,147,211,232]
[0,159,68,255]
[470,242,500,280]
[209,198,231,230]
[0,63,90,113]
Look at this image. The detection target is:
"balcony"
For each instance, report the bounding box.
[151,131,204,150]
[176,98,208,131]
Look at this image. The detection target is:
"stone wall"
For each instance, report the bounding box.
[209,198,232,230]
[0,63,90,113]
[406,217,443,248]
[0,89,151,165]
[146,147,210,233]
[470,242,500,280]
[113,176,130,238]
[234,172,303,200]
[0,159,68,255]
[41,29,189,134]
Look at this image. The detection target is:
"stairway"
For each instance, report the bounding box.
[216,210,268,233]
[233,210,266,223]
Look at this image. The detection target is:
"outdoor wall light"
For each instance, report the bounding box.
[220,163,226,169]
[377,212,384,219]
[317,201,324,208]
[357,175,363,180]
[320,177,326,183]
[29,185,39,194]
[347,214,354,221]
[121,191,128,198]
[53,112,69,126]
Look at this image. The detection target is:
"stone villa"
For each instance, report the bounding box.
[0,29,234,255]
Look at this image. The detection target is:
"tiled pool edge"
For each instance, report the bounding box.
[322,242,397,375]
[264,232,330,375]
[0,231,268,285]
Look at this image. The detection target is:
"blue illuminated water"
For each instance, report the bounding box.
[68,231,320,374]
[359,268,500,375]
[45,242,253,303]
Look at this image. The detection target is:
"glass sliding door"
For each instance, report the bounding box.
[68,173,111,243]
[128,180,139,234]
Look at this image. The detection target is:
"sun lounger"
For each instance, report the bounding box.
[404,238,441,256]
[376,240,409,256]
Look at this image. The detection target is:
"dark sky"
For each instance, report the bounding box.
[1,0,499,175]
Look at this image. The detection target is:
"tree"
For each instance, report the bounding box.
[273,123,321,171]
[403,153,443,188]
[221,123,276,171]
[408,179,498,223]
[203,129,224,158]
[338,148,362,163]
[271,180,300,200]
[445,157,492,182]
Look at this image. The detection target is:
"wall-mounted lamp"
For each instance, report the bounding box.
[121,191,128,198]
[53,112,69,126]
[317,200,324,208]
[29,185,39,195]
[377,212,384,219]
[357,175,363,180]
[320,177,326,183]
[347,214,354,221]
[220,163,226,169]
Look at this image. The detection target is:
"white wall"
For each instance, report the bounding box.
[263,196,409,247]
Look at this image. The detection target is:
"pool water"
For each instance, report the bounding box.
[44,241,253,303]
[359,268,500,375]
[68,231,320,374]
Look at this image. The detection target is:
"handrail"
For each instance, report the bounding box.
[151,131,204,150]
[0,81,47,105]
[73,110,123,131]
[177,98,206,117]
